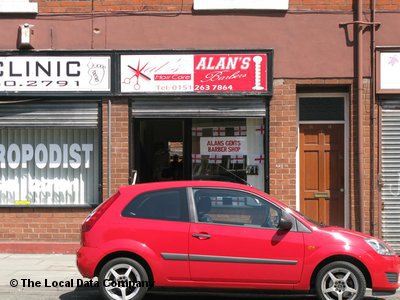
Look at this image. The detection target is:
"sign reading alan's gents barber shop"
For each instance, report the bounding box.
[0,56,111,93]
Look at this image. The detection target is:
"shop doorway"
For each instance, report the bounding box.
[132,117,266,191]
[299,124,344,226]
[297,95,347,227]
[134,119,187,183]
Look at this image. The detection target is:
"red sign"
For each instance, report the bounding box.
[120,52,271,94]
[194,54,267,93]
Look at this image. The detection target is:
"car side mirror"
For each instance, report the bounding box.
[278,216,292,231]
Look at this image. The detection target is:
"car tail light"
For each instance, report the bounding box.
[81,192,120,233]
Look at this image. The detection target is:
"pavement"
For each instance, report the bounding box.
[0,253,399,300]
[0,253,98,299]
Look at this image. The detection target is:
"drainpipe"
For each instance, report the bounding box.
[370,0,376,237]
[357,0,365,233]
[108,99,112,198]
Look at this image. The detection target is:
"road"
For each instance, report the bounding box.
[1,287,400,300]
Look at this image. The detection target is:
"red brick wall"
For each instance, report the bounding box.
[32,0,400,13]
[269,79,297,208]
[0,207,90,242]
[102,99,130,200]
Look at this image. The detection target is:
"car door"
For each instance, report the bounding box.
[121,187,190,281]
[188,188,305,285]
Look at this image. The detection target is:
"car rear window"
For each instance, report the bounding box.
[121,188,189,222]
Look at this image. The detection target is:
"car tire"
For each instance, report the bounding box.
[315,261,366,300]
[99,257,149,300]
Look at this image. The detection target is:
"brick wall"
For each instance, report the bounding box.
[269,79,297,208]
[0,207,90,242]
[102,99,130,200]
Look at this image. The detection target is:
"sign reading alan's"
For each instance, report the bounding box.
[0,56,111,92]
[120,52,271,94]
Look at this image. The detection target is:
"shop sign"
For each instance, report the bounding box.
[0,143,93,169]
[193,0,289,10]
[377,50,400,93]
[0,56,110,92]
[120,52,270,94]
[200,136,247,155]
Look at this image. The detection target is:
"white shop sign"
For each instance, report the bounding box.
[0,56,110,92]
[200,137,247,155]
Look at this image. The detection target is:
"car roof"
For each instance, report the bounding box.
[120,180,253,192]
[117,180,287,209]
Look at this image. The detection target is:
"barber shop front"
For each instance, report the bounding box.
[124,51,273,192]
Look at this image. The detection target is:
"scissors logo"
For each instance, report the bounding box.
[123,60,151,90]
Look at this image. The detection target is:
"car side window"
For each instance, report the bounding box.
[122,188,189,222]
[193,188,285,229]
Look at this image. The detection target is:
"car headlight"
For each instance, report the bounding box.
[365,238,396,256]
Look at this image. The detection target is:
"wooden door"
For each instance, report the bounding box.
[300,124,344,227]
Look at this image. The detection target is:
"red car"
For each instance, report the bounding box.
[77,181,400,300]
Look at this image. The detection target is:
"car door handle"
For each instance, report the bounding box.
[192,233,211,240]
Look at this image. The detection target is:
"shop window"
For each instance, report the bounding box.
[191,118,265,191]
[0,128,99,206]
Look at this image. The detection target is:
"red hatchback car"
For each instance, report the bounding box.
[77,181,400,300]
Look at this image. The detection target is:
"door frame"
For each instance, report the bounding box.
[296,93,350,228]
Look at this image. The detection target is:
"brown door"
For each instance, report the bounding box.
[300,124,344,226]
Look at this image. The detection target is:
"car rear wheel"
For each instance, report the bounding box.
[99,257,149,300]
[315,261,366,300]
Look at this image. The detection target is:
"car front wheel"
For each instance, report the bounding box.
[315,261,366,300]
[99,257,149,300]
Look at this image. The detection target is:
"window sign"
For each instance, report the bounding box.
[0,128,99,206]
[200,136,247,156]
